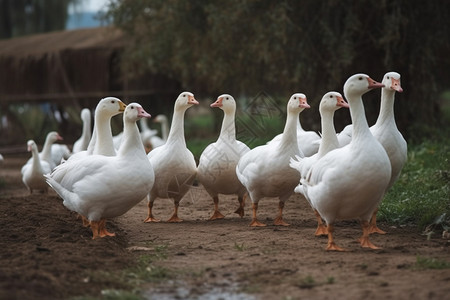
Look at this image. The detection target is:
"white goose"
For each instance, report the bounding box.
[139,117,159,152]
[67,97,126,163]
[368,71,406,234]
[236,93,310,227]
[21,140,52,194]
[51,143,71,166]
[144,92,199,223]
[46,103,154,239]
[33,131,63,170]
[148,114,169,150]
[296,74,390,251]
[72,108,92,153]
[197,94,250,220]
[290,91,349,235]
[268,113,320,157]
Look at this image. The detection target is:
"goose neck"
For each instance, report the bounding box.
[119,120,145,156]
[317,110,339,157]
[41,137,53,160]
[166,108,187,146]
[375,88,396,127]
[93,113,115,156]
[81,115,91,148]
[161,118,169,141]
[218,109,236,142]
[348,94,371,144]
[279,110,300,151]
[31,147,43,172]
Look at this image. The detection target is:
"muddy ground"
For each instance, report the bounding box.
[0,153,449,300]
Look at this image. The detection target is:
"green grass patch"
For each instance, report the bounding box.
[234,242,246,251]
[414,256,450,270]
[378,139,450,230]
[76,244,172,299]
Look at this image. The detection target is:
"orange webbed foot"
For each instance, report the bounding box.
[144,215,161,223]
[326,242,347,252]
[273,216,290,226]
[209,210,225,220]
[315,224,328,236]
[167,214,183,223]
[249,219,266,227]
[369,225,387,235]
[359,237,381,249]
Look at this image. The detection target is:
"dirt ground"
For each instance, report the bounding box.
[1,153,449,300]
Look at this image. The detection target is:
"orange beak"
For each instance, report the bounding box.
[336,96,349,108]
[188,95,199,105]
[391,77,403,93]
[367,77,385,89]
[299,97,310,109]
[210,97,223,108]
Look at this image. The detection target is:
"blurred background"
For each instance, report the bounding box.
[0,0,449,158]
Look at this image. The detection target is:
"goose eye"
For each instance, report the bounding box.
[294,97,297,99]
[329,95,333,98]
[111,100,115,104]
[387,76,390,79]
[183,94,186,97]
[226,97,229,100]
[358,77,363,80]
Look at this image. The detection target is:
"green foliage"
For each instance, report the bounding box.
[414,256,450,270]
[0,0,82,38]
[104,0,450,142]
[8,103,60,145]
[234,242,246,251]
[378,139,450,229]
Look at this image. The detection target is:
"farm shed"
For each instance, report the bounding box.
[0,27,180,148]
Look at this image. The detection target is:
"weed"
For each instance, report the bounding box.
[326,276,335,284]
[234,242,246,251]
[414,256,450,270]
[297,275,316,289]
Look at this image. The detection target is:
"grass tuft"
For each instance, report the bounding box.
[378,140,450,230]
[414,256,450,270]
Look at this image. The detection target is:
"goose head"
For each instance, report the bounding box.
[96,97,127,117]
[81,108,91,122]
[27,140,38,152]
[154,114,168,123]
[174,92,199,111]
[383,72,403,93]
[344,74,384,99]
[45,131,63,144]
[210,94,236,114]
[320,92,349,113]
[124,103,151,122]
[288,93,310,113]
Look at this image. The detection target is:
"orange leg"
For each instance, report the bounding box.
[144,200,160,223]
[359,220,381,249]
[77,214,90,227]
[314,210,328,236]
[167,201,183,222]
[273,201,290,226]
[98,219,115,237]
[249,203,266,227]
[326,224,346,251]
[234,194,246,218]
[209,196,225,220]
[90,221,100,239]
[369,207,386,234]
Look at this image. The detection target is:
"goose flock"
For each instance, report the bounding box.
[17,72,406,251]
